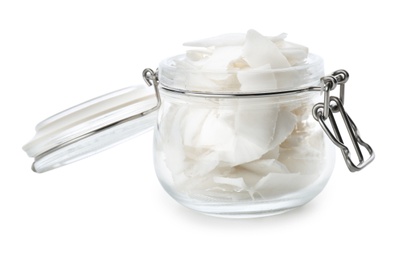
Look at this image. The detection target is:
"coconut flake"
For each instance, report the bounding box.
[213,176,247,192]
[243,29,290,69]
[202,46,243,71]
[237,64,278,92]
[241,159,290,176]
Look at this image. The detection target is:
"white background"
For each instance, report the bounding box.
[1,0,409,259]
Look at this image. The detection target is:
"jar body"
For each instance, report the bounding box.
[153,88,335,217]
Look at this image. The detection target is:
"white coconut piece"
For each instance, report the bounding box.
[228,57,249,69]
[226,135,273,166]
[279,128,325,174]
[276,40,309,65]
[281,49,309,66]
[180,108,212,147]
[177,47,244,89]
[174,58,220,90]
[161,107,187,175]
[291,103,312,121]
[200,46,243,83]
[202,46,243,71]
[226,102,280,165]
[183,150,220,177]
[213,176,247,192]
[243,29,290,69]
[194,108,235,148]
[261,146,280,160]
[241,159,290,176]
[237,64,277,92]
[271,109,297,148]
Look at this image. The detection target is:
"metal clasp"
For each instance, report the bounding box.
[142,68,162,114]
[313,70,375,172]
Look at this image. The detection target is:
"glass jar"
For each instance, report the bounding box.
[153,53,335,217]
[23,42,374,218]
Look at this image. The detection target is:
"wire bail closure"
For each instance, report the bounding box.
[312,70,375,172]
[142,68,162,114]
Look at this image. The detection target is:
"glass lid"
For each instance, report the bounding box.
[23,84,158,173]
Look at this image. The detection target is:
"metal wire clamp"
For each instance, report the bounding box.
[142,68,162,113]
[312,70,375,172]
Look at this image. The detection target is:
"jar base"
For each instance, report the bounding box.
[204,208,294,219]
[175,195,313,218]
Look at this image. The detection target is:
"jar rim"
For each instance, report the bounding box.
[159,53,323,74]
[158,53,324,94]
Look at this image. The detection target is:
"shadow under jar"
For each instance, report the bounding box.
[153,53,335,217]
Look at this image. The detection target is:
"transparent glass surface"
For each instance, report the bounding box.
[154,89,335,218]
